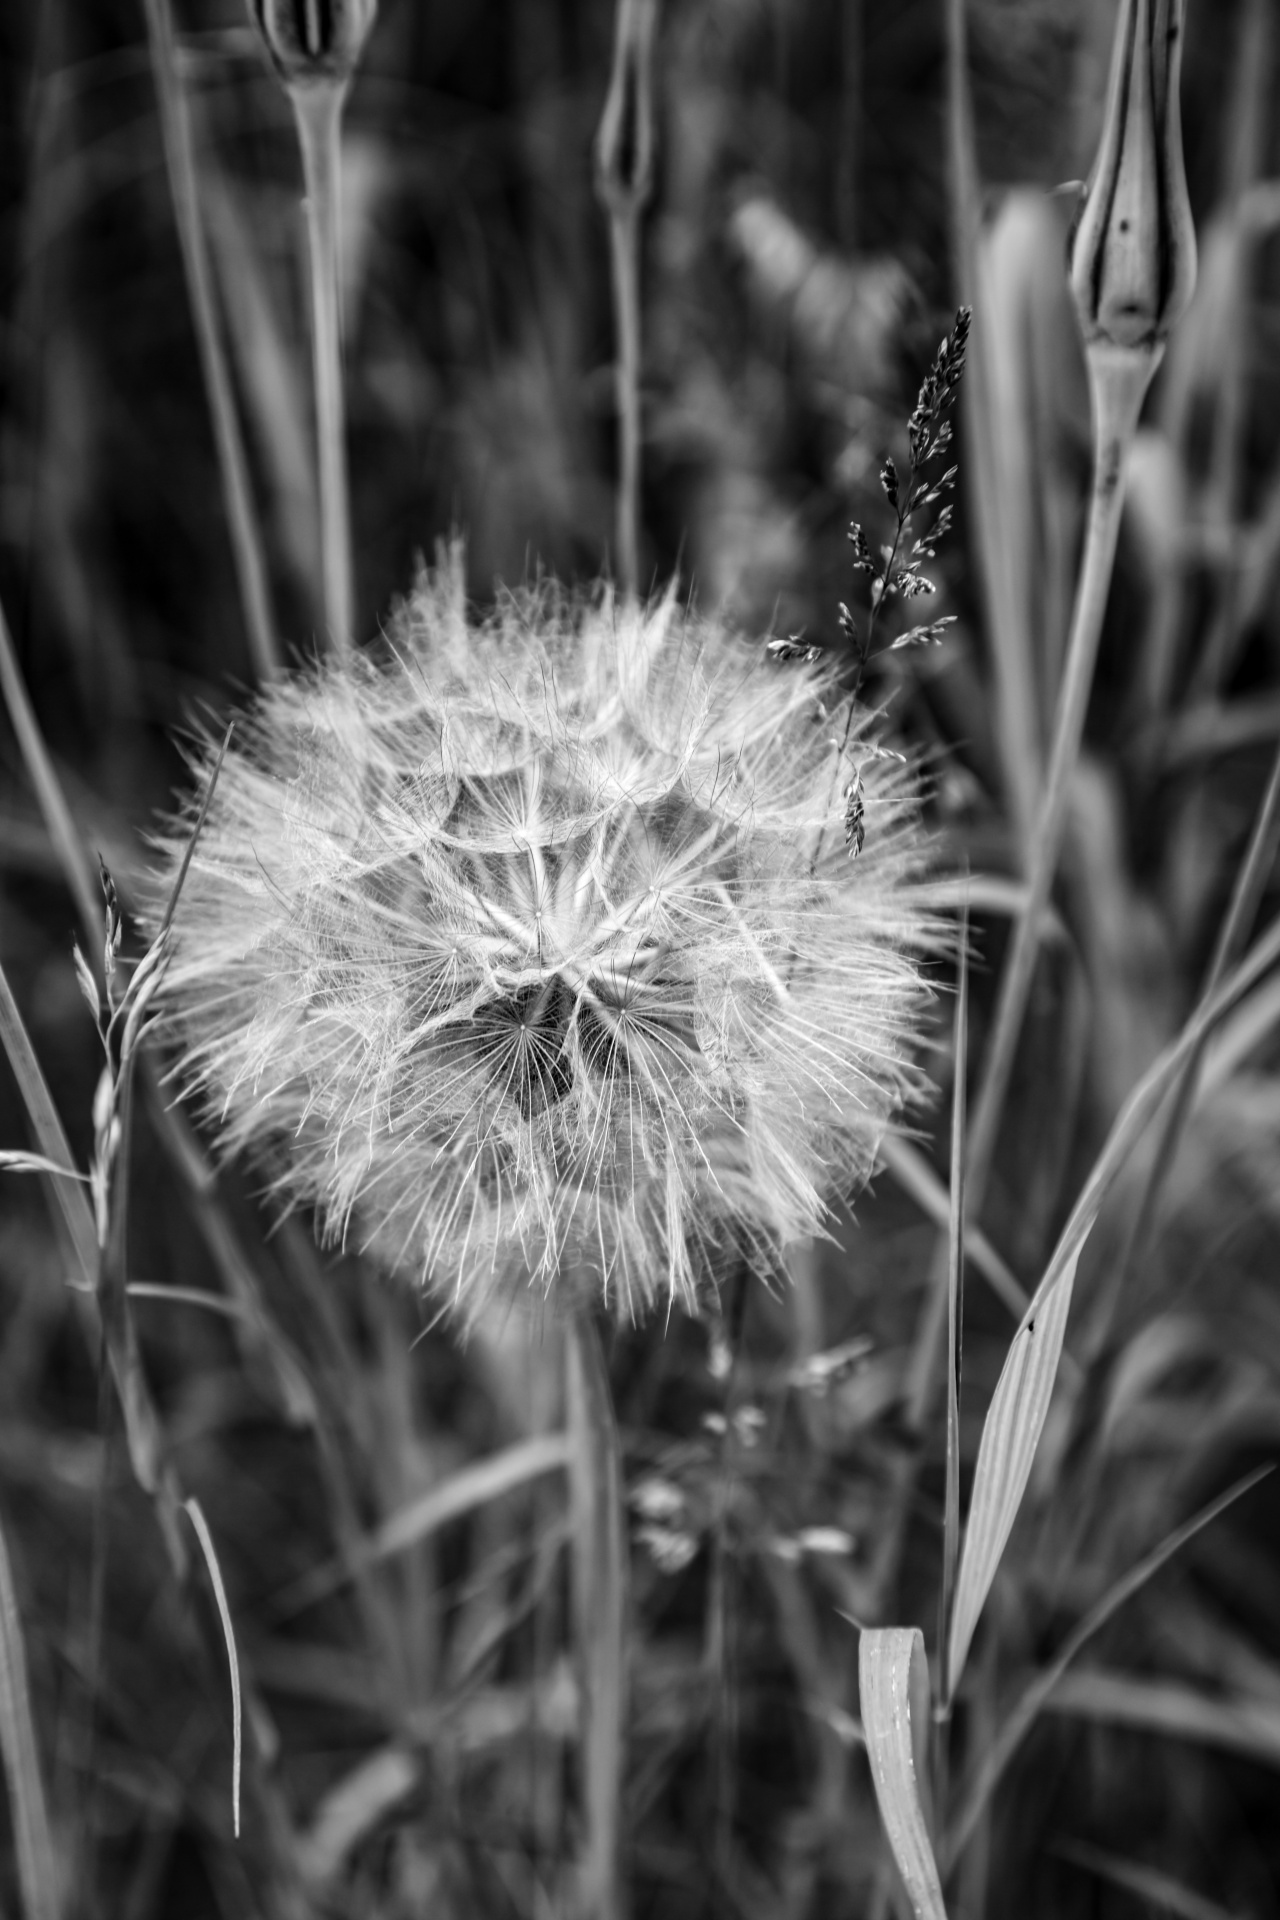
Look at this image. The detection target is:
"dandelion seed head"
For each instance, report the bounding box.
[150,552,937,1322]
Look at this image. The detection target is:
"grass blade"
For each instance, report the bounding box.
[876,1134,1028,1320]
[944,0,1041,859]
[0,1507,60,1920]
[939,908,968,1716]
[142,0,281,682]
[947,1248,1077,1693]
[0,958,96,1283]
[595,0,657,598]
[1089,734,1280,1356]
[946,910,1280,1695]
[947,1467,1272,1863]
[271,1432,571,1617]
[1045,1670,1280,1769]
[1055,1838,1245,1920]
[567,1311,627,1920]
[859,1627,947,1920]
[0,597,99,946]
[292,82,355,657]
[183,1499,242,1840]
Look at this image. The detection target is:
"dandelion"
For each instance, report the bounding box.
[148,552,936,1323]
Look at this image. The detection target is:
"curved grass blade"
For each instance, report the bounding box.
[184,1499,242,1840]
[1047,1670,1280,1770]
[270,1431,571,1618]
[1055,1839,1244,1920]
[0,1508,60,1920]
[859,1627,947,1920]
[947,1250,1077,1692]
[876,1134,1028,1320]
[947,913,1280,1696]
[946,1467,1271,1864]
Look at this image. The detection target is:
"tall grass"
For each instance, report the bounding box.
[2,3,1280,1918]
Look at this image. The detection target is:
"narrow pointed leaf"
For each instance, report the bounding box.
[859,1627,947,1920]
[947,1251,1078,1691]
[184,1500,242,1839]
[947,909,1280,1695]
[946,1467,1271,1863]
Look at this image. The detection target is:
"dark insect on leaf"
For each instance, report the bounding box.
[844,772,865,858]
[766,635,822,664]
[879,457,899,511]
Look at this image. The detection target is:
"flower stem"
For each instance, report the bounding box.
[566,1308,627,1920]
[964,347,1152,1216]
[595,0,657,602]
[293,83,354,659]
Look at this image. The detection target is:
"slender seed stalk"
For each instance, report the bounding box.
[605,207,644,602]
[595,0,657,601]
[938,901,969,1724]
[293,83,355,658]
[566,1308,627,1920]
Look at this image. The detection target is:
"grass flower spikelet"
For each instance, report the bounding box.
[151,557,936,1319]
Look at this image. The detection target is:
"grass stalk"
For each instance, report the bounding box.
[944,0,1041,858]
[0,1507,60,1920]
[1083,734,1280,1360]
[293,82,355,657]
[595,0,657,601]
[142,0,282,684]
[938,904,969,1725]
[965,349,1151,1214]
[566,1309,627,1920]
[944,1466,1271,1869]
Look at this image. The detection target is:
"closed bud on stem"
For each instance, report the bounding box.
[249,0,376,90]
[1069,0,1196,365]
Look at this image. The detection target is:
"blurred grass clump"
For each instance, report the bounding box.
[4,1,1280,1917]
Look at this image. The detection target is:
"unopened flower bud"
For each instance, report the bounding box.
[1069,0,1196,358]
[249,0,376,89]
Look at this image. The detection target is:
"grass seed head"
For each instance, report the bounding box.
[149,554,938,1323]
